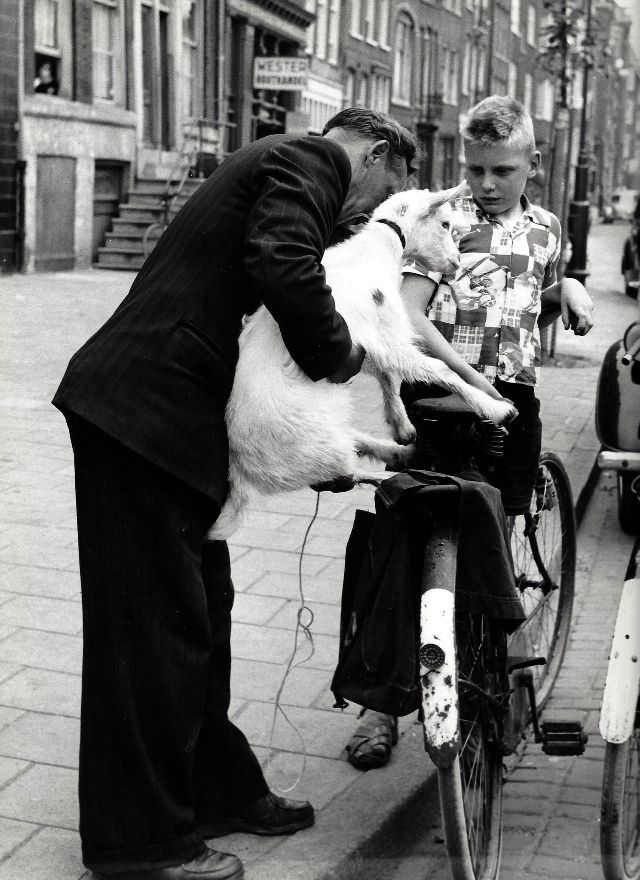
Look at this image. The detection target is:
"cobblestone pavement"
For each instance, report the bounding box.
[0,221,637,878]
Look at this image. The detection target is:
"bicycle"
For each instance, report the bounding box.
[596,322,640,880]
[336,391,586,880]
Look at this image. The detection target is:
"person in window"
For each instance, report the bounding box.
[34,61,59,95]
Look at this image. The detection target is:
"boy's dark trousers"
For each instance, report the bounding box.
[491,379,542,516]
[66,415,268,876]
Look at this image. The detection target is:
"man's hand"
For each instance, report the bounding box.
[326,343,366,383]
[560,277,594,336]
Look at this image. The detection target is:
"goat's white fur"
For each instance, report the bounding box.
[210,184,516,539]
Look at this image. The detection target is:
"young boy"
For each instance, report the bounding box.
[345,95,594,770]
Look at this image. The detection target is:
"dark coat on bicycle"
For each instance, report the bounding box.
[51,134,357,875]
[54,134,355,504]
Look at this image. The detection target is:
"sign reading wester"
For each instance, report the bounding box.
[253,57,309,91]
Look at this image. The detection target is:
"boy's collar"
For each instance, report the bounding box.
[470,194,551,228]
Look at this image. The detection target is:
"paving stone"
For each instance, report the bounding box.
[525,854,603,879]
[0,711,79,768]
[230,659,329,708]
[0,755,30,788]
[0,825,85,880]
[0,763,78,829]
[0,595,82,636]
[0,662,22,685]
[267,600,341,636]
[247,571,343,604]
[0,563,80,599]
[251,747,359,810]
[0,815,38,862]
[234,702,360,759]
[0,706,25,730]
[231,623,300,665]
[229,528,304,553]
[0,629,82,675]
[0,667,81,717]
[231,593,287,626]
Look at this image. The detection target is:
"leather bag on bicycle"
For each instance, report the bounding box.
[331,471,526,717]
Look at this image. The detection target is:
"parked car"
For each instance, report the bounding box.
[622,223,640,299]
[603,188,639,223]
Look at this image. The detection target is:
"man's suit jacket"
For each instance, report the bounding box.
[53,135,355,506]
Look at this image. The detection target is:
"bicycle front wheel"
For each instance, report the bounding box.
[437,613,506,880]
[600,696,640,880]
[509,451,576,709]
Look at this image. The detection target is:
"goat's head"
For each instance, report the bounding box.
[371,182,471,276]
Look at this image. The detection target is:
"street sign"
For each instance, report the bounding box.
[253,57,309,91]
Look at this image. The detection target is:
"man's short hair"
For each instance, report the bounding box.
[323,107,417,173]
[463,96,536,152]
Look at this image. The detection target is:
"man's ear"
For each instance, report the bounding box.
[528,150,542,179]
[366,139,391,166]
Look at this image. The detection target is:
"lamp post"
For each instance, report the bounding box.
[565,0,593,286]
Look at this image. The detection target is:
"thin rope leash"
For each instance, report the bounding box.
[264,491,321,792]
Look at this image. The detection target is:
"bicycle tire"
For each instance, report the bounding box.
[142,223,165,259]
[600,694,640,880]
[437,613,506,880]
[509,451,576,709]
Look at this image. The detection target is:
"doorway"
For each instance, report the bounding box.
[141,1,171,149]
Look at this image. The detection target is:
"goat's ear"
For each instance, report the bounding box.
[425,180,470,212]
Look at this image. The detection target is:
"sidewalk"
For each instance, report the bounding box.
[0,222,636,879]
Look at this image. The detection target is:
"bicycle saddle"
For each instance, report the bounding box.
[408,391,480,421]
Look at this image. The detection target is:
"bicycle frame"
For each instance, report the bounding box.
[599,516,640,746]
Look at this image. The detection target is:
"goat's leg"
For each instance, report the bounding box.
[368,345,517,424]
[353,432,416,470]
[376,372,416,444]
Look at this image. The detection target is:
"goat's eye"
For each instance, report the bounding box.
[442,221,450,230]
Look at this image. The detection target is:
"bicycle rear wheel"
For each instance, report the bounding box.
[509,451,576,708]
[437,613,506,880]
[600,694,640,880]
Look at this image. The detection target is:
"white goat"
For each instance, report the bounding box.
[209,183,516,539]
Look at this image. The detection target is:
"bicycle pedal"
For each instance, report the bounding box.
[507,656,546,675]
[541,720,588,756]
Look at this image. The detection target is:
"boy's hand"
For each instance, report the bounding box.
[560,278,594,336]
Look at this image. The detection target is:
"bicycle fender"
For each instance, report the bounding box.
[419,587,459,768]
[599,577,640,744]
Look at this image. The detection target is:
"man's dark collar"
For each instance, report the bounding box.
[376,218,406,249]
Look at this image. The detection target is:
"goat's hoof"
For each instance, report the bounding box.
[391,443,418,468]
[392,423,417,445]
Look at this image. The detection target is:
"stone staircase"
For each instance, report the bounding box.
[95,176,205,271]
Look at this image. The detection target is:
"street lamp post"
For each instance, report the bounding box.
[565,0,593,286]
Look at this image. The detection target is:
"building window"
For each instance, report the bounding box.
[357,72,369,106]
[392,12,414,104]
[461,41,470,96]
[327,0,340,64]
[345,68,356,105]
[371,73,390,112]
[180,1,202,118]
[315,0,328,60]
[511,0,521,35]
[350,0,362,38]
[536,78,554,121]
[363,0,376,42]
[507,62,517,100]
[378,0,390,48]
[442,0,462,13]
[523,72,533,112]
[93,0,125,104]
[441,47,459,106]
[526,4,537,47]
[34,0,69,96]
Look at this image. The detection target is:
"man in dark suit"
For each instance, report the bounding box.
[53,108,416,880]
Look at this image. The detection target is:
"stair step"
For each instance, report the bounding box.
[96,249,146,270]
[104,229,163,250]
[118,204,166,222]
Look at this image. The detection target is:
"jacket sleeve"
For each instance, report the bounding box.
[242,137,354,381]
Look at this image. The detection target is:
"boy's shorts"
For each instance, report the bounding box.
[488,380,542,516]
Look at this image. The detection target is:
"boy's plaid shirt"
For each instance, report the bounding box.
[404,196,562,385]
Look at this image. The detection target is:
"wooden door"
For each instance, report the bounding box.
[35,155,76,270]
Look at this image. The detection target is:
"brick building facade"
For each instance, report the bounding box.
[0,0,21,271]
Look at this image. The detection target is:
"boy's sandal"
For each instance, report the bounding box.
[346,710,399,769]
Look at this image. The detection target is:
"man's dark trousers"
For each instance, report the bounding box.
[67,415,268,875]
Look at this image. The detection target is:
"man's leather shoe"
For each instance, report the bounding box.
[200,792,314,837]
[92,846,243,880]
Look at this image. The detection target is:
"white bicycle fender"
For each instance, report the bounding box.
[599,577,640,744]
[420,587,459,767]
